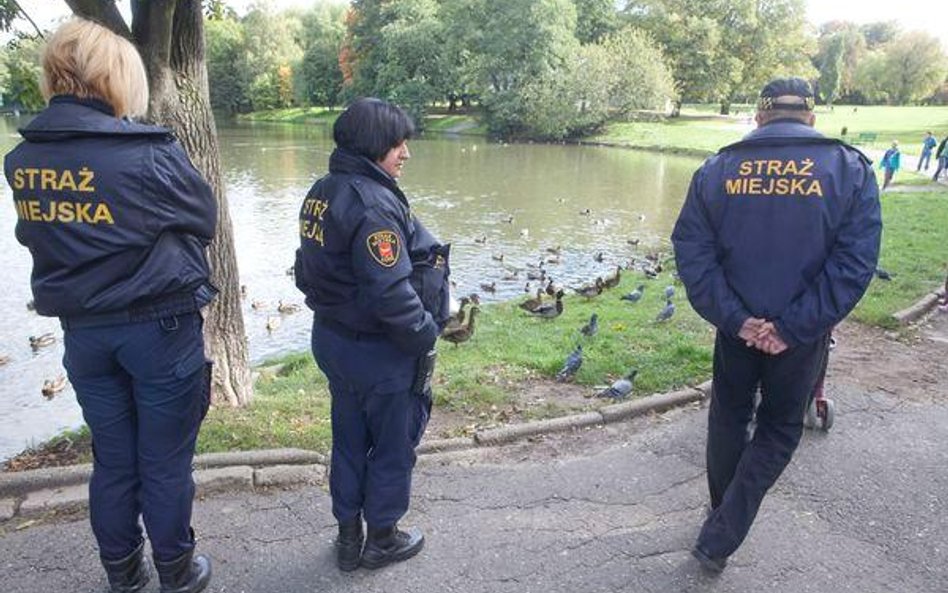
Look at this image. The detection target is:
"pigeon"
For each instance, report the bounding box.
[656,299,675,322]
[874,267,893,281]
[621,284,646,303]
[580,313,599,337]
[664,285,676,299]
[596,369,638,399]
[556,345,583,382]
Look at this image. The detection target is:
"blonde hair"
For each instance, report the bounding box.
[41,17,149,118]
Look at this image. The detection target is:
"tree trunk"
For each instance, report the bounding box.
[70,0,253,407]
[670,100,682,118]
[719,100,731,116]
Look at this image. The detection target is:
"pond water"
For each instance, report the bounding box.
[0,117,704,460]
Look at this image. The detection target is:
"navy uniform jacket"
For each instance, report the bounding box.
[295,148,450,357]
[4,95,217,319]
[672,120,881,347]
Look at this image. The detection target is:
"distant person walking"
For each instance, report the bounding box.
[933,135,948,182]
[880,141,900,190]
[917,132,937,171]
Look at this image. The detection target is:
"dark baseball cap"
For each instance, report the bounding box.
[757,77,815,111]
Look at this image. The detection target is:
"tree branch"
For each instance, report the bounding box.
[64,0,131,39]
[130,0,175,71]
[8,0,44,39]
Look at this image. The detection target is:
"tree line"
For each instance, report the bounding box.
[2,0,948,140]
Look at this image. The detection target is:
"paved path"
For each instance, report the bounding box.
[2,314,947,592]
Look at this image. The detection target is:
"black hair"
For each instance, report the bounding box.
[333,97,415,161]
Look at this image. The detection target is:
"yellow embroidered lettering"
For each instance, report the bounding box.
[40,169,57,191]
[790,179,806,194]
[783,160,798,175]
[766,161,782,176]
[725,178,743,194]
[24,168,40,190]
[41,201,56,222]
[13,168,24,190]
[78,168,95,192]
[76,202,93,223]
[761,178,775,195]
[775,178,790,194]
[59,170,77,191]
[28,200,41,220]
[798,159,814,176]
[806,180,823,197]
[58,202,75,223]
[738,161,752,176]
[747,178,762,194]
[92,203,114,224]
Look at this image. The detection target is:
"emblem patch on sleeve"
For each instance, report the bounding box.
[367,230,400,267]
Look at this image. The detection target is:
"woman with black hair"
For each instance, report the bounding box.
[295,98,451,571]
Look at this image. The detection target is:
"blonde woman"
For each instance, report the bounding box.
[4,18,216,593]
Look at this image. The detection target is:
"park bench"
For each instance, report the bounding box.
[853,131,878,144]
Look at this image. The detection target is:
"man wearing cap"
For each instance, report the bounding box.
[672,78,881,573]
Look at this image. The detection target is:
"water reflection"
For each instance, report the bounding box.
[0,117,700,459]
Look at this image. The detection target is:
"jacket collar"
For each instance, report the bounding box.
[742,119,825,142]
[329,148,408,205]
[19,95,171,142]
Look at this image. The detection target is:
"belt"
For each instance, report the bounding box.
[316,316,386,342]
[60,291,203,330]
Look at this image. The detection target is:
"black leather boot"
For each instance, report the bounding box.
[154,549,212,593]
[360,525,424,569]
[101,539,149,593]
[336,516,364,572]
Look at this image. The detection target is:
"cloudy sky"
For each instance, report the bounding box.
[10,0,948,47]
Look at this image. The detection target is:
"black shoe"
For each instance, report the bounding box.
[154,549,212,593]
[336,516,364,572]
[691,546,727,574]
[360,525,425,569]
[101,539,149,593]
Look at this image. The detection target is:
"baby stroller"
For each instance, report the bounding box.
[803,336,836,430]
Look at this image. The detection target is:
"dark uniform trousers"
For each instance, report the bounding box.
[311,322,431,529]
[63,312,210,562]
[698,330,829,559]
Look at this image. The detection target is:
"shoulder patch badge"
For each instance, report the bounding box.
[367,230,400,267]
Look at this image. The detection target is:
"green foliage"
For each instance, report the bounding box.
[818,34,844,106]
[601,26,676,117]
[206,17,249,113]
[0,35,44,111]
[877,32,947,104]
[574,0,619,44]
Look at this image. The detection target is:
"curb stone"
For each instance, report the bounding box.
[0,384,711,521]
[195,466,254,496]
[0,498,16,521]
[254,464,326,488]
[20,484,87,517]
[893,289,945,326]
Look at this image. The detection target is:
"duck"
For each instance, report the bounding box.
[29,333,56,350]
[556,345,583,382]
[579,208,591,216]
[240,285,248,299]
[474,236,488,245]
[602,266,622,289]
[0,354,10,366]
[544,278,558,296]
[874,267,893,281]
[277,300,301,314]
[545,245,562,255]
[492,253,505,262]
[26,300,36,311]
[502,270,519,281]
[526,268,546,282]
[518,288,544,312]
[524,282,532,293]
[441,306,480,346]
[503,214,515,224]
[579,313,599,337]
[479,281,497,293]
[266,316,281,332]
[626,238,640,247]
[442,297,473,335]
[251,299,268,311]
[575,277,604,299]
[285,266,295,277]
[519,228,530,238]
[546,254,561,265]
[596,369,638,399]
[621,284,646,303]
[528,290,564,319]
[655,299,675,322]
[41,375,68,399]
[593,251,605,263]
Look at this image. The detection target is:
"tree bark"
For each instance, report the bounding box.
[69,0,253,407]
